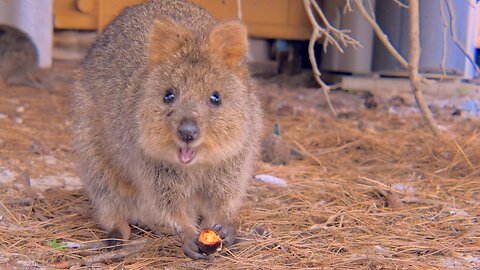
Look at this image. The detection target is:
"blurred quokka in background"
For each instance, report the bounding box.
[72,0,262,260]
[0,24,42,88]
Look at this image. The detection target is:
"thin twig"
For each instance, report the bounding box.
[452,139,477,173]
[302,0,338,116]
[48,238,149,268]
[309,30,337,117]
[392,0,409,9]
[0,201,20,224]
[401,196,441,207]
[359,176,403,194]
[408,0,439,136]
[343,0,353,13]
[311,4,344,52]
[82,240,146,265]
[439,0,448,77]
[467,0,476,8]
[445,0,480,75]
[353,0,408,69]
[310,0,362,52]
[236,0,242,21]
[366,0,375,20]
[289,136,328,172]
[315,139,363,155]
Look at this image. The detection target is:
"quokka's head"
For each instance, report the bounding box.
[136,16,254,166]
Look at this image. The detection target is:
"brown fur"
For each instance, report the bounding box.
[149,17,189,65]
[208,21,248,70]
[72,0,262,259]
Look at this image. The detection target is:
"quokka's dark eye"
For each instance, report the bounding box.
[210,92,221,106]
[163,89,175,104]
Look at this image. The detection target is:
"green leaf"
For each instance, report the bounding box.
[47,239,66,250]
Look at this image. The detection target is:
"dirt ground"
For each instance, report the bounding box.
[0,59,479,269]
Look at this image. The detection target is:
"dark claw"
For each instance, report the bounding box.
[104,229,124,251]
[183,240,210,260]
[212,223,237,247]
[212,224,222,232]
[212,224,227,238]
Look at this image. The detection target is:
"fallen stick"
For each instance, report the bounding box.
[48,238,148,268]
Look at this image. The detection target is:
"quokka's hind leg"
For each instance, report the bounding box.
[103,216,131,249]
[84,165,137,249]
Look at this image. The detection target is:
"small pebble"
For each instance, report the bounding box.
[15,117,23,124]
[451,108,464,116]
[363,92,378,109]
[16,106,25,113]
[30,176,63,190]
[255,174,288,187]
[64,176,83,190]
[0,113,8,119]
[388,96,406,107]
[30,141,45,155]
[43,155,58,165]
[0,166,15,184]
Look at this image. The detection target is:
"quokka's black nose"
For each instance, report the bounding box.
[177,120,199,143]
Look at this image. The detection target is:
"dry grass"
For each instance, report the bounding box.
[0,61,479,269]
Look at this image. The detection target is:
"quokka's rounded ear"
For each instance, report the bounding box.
[208,20,248,69]
[149,16,189,64]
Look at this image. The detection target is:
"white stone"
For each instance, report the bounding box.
[15,106,25,113]
[0,166,15,184]
[255,174,288,187]
[63,176,83,190]
[29,176,63,191]
[42,155,58,165]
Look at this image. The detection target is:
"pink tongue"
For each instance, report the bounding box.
[179,147,196,164]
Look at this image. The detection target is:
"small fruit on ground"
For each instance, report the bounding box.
[197,228,222,254]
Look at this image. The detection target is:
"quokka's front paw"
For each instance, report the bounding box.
[182,231,210,260]
[212,223,237,247]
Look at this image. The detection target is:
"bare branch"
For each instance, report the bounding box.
[314,0,362,50]
[408,0,440,136]
[303,0,340,117]
[343,0,354,14]
[48,238,149,268]
[308,30,337,116]
[392,0,409,9]
[366,0,376,20]
[236,0,242,20]
[439,0,448,77]
[467,0,476,8]
[307,0,362,53]
[309,1,345,53]
[445,0,480,75]
[353,0,409,69]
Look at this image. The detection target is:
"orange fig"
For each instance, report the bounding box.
[197,228,222,254]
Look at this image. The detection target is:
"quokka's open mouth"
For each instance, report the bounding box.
[178,146,196,164]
